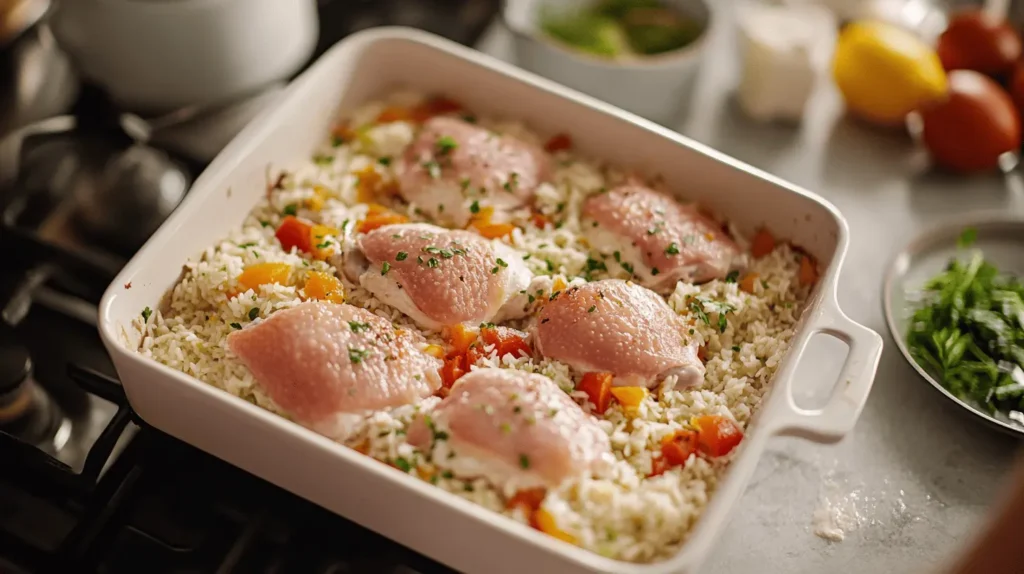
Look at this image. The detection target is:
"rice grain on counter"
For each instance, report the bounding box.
[134,92,813,563]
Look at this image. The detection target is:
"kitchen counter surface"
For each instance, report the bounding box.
[479,7,1022,574]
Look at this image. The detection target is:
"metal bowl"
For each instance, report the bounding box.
[883,214,1024,438]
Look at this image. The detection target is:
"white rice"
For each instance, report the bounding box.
[133,92,811,563]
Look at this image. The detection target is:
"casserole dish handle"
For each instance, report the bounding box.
[768,298,883,443]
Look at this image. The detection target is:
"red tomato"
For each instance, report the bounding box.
[440,354,467,390]
[506,487,546,511]
[661,430,699,466]
[480,325,532,359]
[577,372,613,414]
[648,457,670,478]
[921,70,1021,173]
[1010,61,1024,112]
[275,216,313,253]
[937,10,1022,77]
[543,133,573,153]
[693,415,744,457]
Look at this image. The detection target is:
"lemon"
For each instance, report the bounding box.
[833,21,948,125]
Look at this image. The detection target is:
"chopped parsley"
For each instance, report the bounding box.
[519,454,530,469]
[665,242,680,255]
[347,321,372,333]
[259,220,271,228]
[422,160,442,179]
[381,262,391,275]
[348,347,372,364]
[331,135,345,147]
[613,251,621,263]
[732,345,741,352]
[470,200,480,214]
[315,240,332,249]
[312,154,333,166]
[377,156,392,166]
[230,322,242,330]
[588,305,597,313]
[396,251,408,261]
[248,307,259,321]
[435,135,458,155]
[545,259,555,273]
[651,267,660,276]
[502,172,519,192]
[282,203,298,216]
[496,258,508,268]
[621,262,635,275]
[491,266,500,274]
[141,307,152,322]
[393,457,412,472]
[725,270,740,283]
[238,242,257,248]
[442,470,454,479]
[586,258,607,272]
[427,257,440,268]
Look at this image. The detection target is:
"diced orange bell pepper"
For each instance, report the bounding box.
[354,166,399,204]
[738,272,759,294]
[506,487,547,511]
[798,255,819,286]
[309,224,341,260]
[543,133,573,153]
[531,508,576,544]
[480,325,532,359]
[750,228,776,258]
[693,415,744,457]
[235,262,292,295]
[302,271,344,304]
[468,205,516,239]
[357,204,409,234]
[577,372,613,414]
[275,216,313,253]
[331,123,356,145]
[472,221,516,240]
[376,106,416,124]
[609,386,648,410]
[661,429,699,466]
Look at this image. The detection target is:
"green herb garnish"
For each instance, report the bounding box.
[141,307,153,322]
[906,244,1024,418]
[348,347,372,364]
[396,251,408,261]
[248,307,259,321]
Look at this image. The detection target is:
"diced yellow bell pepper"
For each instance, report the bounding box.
[532,508,576,544]
[302,271,344,304]
[609,386,649,409]
[309,224,340,260]
[235,262,292,294]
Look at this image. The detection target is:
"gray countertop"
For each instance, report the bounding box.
[478,7,1023,573]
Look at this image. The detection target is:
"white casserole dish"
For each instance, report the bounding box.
[98,27,883,574]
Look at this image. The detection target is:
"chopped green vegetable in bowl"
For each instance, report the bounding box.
[906,228,1024,418]
[540,0,703,59]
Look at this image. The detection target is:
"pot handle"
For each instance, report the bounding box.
[767,300,883,443]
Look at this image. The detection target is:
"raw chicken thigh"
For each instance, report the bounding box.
[534,279,704,389]
[583,184,742,291]
[227,302,442,439]
[395,116,551,226]
[407,368,613,489]
[344,223,532,330]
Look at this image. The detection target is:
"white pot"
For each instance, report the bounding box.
[51,0,318,113]
[503,0,710,124]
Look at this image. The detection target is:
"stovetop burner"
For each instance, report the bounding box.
[0,3,498,572]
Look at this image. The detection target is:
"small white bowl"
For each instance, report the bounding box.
[503,0,711,124]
